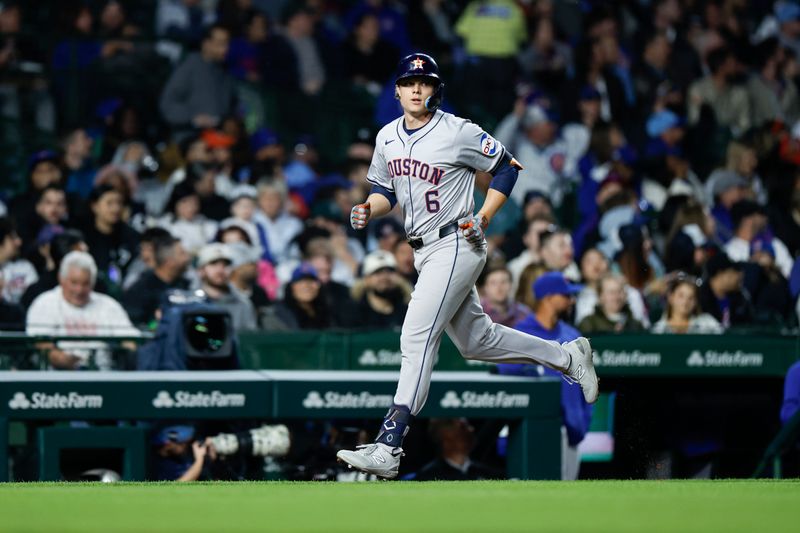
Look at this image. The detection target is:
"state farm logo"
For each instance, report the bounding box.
[686,350,764,368]
[358,349,402,366]
[301,390,393,409]
[8,391,103,410]
[594,349,661,367]
[152,390,246,408]
[439,390,530,409]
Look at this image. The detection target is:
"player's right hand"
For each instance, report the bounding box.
[350,202,371,230]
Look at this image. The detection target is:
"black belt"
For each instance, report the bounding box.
[407,222,459,250]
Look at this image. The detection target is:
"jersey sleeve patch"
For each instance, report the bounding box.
[480,133,498,157]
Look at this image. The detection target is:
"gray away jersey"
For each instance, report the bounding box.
[366,110,508,237]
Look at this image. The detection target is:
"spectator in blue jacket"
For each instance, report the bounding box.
[497,271,593,479]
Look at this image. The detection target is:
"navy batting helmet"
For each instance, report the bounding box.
[395,53,445,112]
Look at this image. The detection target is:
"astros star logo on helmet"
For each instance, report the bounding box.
[411,57,425,69]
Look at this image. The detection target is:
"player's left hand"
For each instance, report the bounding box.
[459,215,488,247]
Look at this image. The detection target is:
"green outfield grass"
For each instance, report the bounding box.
[0,480,797,532]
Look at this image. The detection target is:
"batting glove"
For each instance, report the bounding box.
[350,202,371,230]
[459,214,488,247]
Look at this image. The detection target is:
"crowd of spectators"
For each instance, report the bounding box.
[2,0,800,369]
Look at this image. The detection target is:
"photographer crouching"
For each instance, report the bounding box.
[151,424,290,481]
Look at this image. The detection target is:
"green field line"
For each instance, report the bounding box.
[0,480,797,532]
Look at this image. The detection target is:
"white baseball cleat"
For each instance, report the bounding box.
[336,443,403,479]
[563,337,599,404]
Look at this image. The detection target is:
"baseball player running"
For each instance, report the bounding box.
[337,53,598,479]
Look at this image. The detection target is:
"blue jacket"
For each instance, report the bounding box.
[782,360,800,425]
[497,314,593,446]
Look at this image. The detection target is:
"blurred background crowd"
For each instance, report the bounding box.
[1,0,800,366]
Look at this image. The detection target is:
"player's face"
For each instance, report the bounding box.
[396,77,436,116]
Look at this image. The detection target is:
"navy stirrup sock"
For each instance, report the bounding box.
[375,404,414,447]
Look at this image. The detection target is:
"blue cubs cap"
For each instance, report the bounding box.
[579,85,601,101]
[533,271,583,299]
[750,237,775,258]
[28,149,59,171]
[152,425,195,446]
[250,128,280,153]
[291,263,319,283]
[646,110,685,137]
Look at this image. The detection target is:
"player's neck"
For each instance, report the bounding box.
[403,110,433,131]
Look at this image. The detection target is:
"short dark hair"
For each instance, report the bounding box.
[51,229,86,267]
[36,184,66,201]
[88,184,121,205]
[706,46,732,74]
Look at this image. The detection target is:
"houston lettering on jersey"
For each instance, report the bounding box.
[387,158,445,186]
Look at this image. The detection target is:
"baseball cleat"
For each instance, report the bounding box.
[336,443,403,479]
[563,337,599,404]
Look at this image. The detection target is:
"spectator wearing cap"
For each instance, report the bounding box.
[652,275,723,334]
[261,263,335,330]
[578,274,645,333]
[724,200,794,278]
[495,100,577,208]
[200,129,237,200]
[151,425,208,482]
[498,271,592,480]
[687,45,751,135]
[746,238,794,324]
[708,169,752,242]
[0,217,39,305]
[26,224,65,277]
[254,179,304,264]
[158,180,218,256]
[227,241,271,325]
[26,251,139,370]
[197,243,257,331]
[159,24,236,140]
[250,129,286,177]
[349,250,411,329]
[776,2,800,63]
[478,265,531,328]
[122,233,191,328]
[698,252,754,328]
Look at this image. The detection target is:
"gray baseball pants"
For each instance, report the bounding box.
[396,232,570,415]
